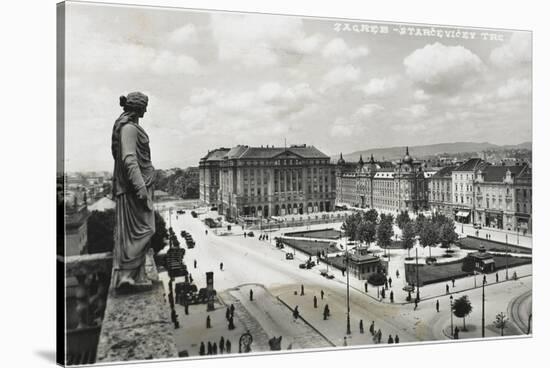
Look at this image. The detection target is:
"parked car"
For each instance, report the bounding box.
[299,260,315,269]
[247,231,255,237]
[474,223,482,229]
[180,230,187,237]
[285,253,294,260]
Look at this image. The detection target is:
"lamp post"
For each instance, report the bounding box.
[505,240,509,280]
[346,238,351,335]
[450,295,454,337]
[415,247,420,300]
[482,275,486,338]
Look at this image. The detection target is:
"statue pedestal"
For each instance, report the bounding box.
[96,251,178,363]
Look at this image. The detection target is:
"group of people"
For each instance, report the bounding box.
[225,304,236,330]
[258,233,270,241]
[199,337,232,356]
[368,320,399,344]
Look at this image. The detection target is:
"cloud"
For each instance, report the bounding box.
[210,13,321,68]
[167,24,198,45]
[497,78,531,99]
[356,76,399,97]
[401,104,428,118]
[150,51,200,75]
[322,38,369,63]
[403,42,483,91]
[352,104,385,121]
[321,64,361,90]
[330,118,354,137]
[490,32,532,69]
[413,89,431,102]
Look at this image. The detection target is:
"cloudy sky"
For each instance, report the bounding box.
[64,2,532,172]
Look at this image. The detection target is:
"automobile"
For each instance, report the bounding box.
[247,231,255,237]
[299,260,315,269]
[285,253,294,260]
[191,211,198,218]
[474,223,482,229]
[325,272,335,279]
[180,230,187,237]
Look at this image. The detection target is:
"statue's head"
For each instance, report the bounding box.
[120,91,148,118]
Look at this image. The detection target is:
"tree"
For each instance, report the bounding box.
[151,211,168,253]
[342,213,361,241]
[87,209,116,254]
[363,209,379,224]
[396,211,411,230]
[452,295,473,331]
[419,221,438,258]
[415,213,426,235]
[439,220,458,248]
[493,312,508,336]
[356,220,376,249]
[376,215,394,253]
[402,221,416,258]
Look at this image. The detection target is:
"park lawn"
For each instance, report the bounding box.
[405,255,532,286]
[280,238,340,256]
[457,236,531,254]
[284,228,342,240]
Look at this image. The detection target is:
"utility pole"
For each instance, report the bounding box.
[482,276,486,338]
[346,239,351,335]
[415,247,420,300]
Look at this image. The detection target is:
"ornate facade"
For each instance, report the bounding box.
[200,145,336,220]
[199,148,230,208]
[335,148,428,214]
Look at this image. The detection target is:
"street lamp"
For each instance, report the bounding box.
[345,238,351,335]
[482,275,486,338]
[450,295,454,337]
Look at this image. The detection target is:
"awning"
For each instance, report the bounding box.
[456,210,470,217]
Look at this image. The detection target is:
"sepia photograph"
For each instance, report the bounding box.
[56,0,532,366]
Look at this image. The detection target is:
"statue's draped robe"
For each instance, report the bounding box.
[111,112,155,287]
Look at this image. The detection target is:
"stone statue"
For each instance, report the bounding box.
[111,92,156,290]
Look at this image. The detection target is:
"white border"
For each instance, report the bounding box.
[2,1,548,368]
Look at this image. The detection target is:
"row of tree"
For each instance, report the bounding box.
[155,167,200,199]
[87,209,168,254]
[341,209,395,252]
[398,211,459,259]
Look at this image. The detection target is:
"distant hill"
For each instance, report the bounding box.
[334,142,532,162]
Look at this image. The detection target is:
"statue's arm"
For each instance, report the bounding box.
[120,124,148,198]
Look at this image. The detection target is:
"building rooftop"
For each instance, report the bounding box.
[88,197,115,212]
[432,165,455,178]
[479,165,527,182]
[455,158,486,172]
[223,145,329,160]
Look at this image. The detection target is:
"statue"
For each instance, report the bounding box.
[111,92,156,290]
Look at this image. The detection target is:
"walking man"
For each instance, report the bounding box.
[313,295,318,308]
[249,289,254,301]
[300,284,305,296]
[452,278,455,287]
[388,335,394,344]
[321,290,325,300]
[206,315,211,328]
[194,259,197,269]
[219,336,225,354]
[369,321,375,335]
[446,284,450,294]
[496,272,499,283]
[436,299,440,312]
[220,262,224,271]
[395,334,400,343]
[414,299,418,311]
[396,269,400,278]
[388,277,392,288]
[359,319,364,333]
[226,339,231,353]
[364,281,368,292]
[390,290,394,303]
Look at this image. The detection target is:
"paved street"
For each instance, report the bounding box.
[158,203,532,355]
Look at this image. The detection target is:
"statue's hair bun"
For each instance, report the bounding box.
[119,95,127,107]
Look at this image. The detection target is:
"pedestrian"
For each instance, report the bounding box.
[323,304,330,320]
[359,319,364,334]
[388,277,392,288]
[205,229,208,235]
[184,303,189,315]
[395,334,400,343]
[381,288,386,299]
[483,275,487,284]
[446,284,450,294]
[342,269,345,277]
[313,295,318,308]
[206,315,211,328]
[293,306,300,319]
[321,290,325,300]
[228,315,235,330]
[396,269,400,278]
[189,274,194,283]
[369,321,375,335]
[244,232,247,238]
[390,290,394,303]
[250,289,254,301]
[230,304,235,316]
[364,281,368,292]
[414,299,418,311]
[207,341,212,355]
[194,259,197,269]
[388,334,394,344]
[219,336,225,354]
[452,278,455,287]
[199,342,205,356]
[220,262,224,271]
[377,329,382,344]
[301,284,305,296]
[436,299,440,313]
[226,339,231,353]
[385,279,389,289]
[496,272,499,283]
[454,326,460,339]
[343,337,348,346]
[212,342,218,355]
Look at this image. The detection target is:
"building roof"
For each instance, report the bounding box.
[479,165,527,182]
[201,148,230,162]
[350,254,380,263]
[223,145,329,160]
[455,158,486,172]
[432,165,455,179]
[88,197,115,212]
